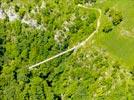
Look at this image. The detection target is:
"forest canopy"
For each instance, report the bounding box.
[0,0,134,100]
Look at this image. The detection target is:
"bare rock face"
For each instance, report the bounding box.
[54,30,67,43]
[6,6,19,21]
[0,9,6,19]
[40,1,46,9]
[0,1,48,30]
[22,17,38,27]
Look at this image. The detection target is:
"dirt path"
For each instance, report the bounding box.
[29,5,102,70]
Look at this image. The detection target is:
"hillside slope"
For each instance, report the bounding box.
[0,0,134,99]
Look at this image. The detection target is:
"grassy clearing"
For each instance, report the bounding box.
[95,0,134,68]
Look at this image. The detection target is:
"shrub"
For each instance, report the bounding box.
[109,9,123,26]
[103,24,113,33]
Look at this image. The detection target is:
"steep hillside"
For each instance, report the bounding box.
[0,0,134,99]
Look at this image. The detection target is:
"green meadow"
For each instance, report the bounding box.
[95,0,134,68]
